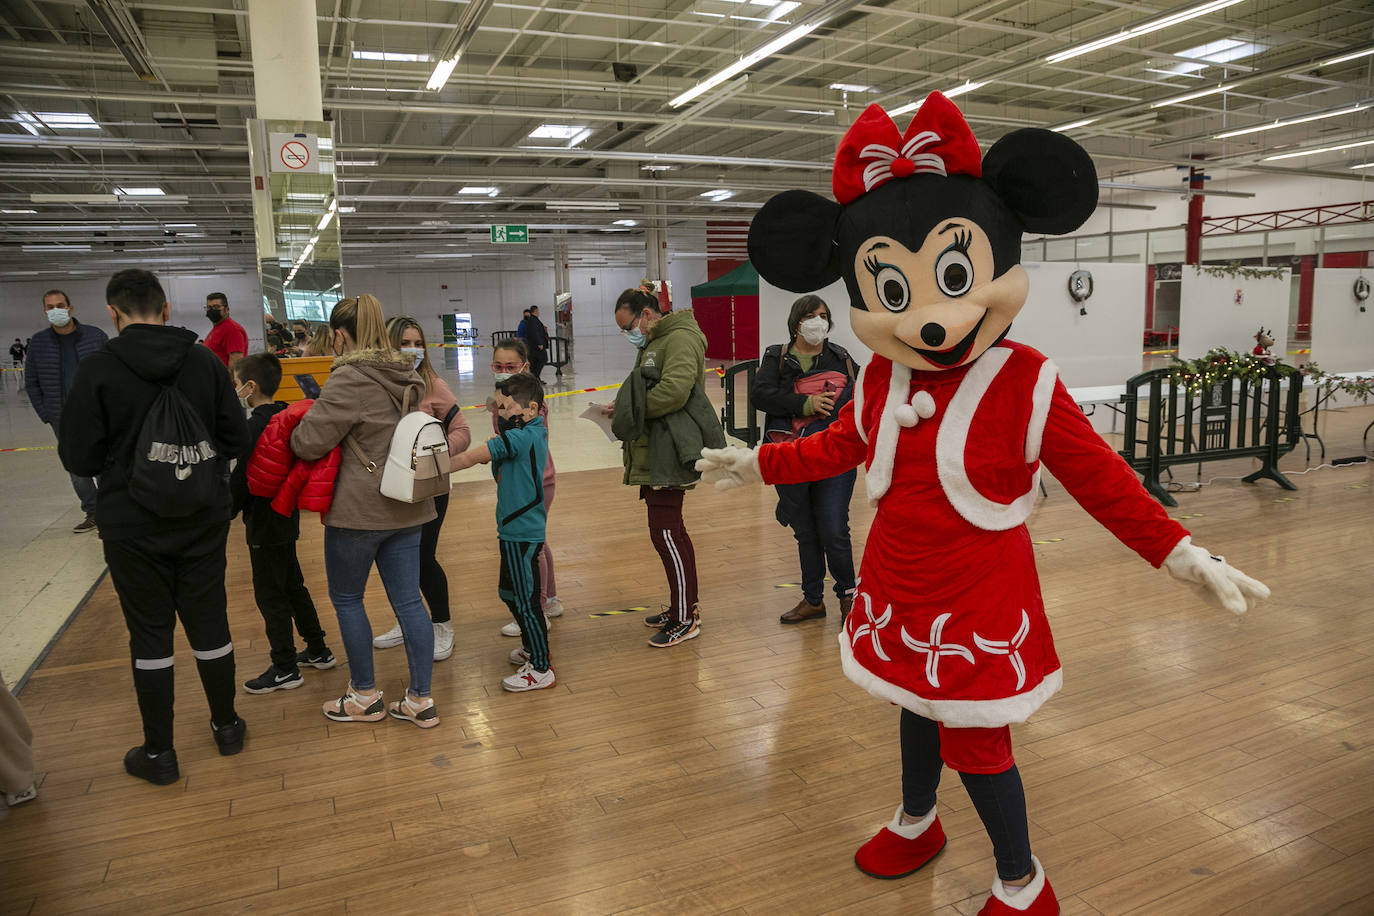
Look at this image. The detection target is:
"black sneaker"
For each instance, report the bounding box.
[72,515,97,534]
[648,616,701,648]
[124,746,179,785]
[296,647,338,670]
[644,610,671,628]
[212,716,247,756]
[244,665,303,694]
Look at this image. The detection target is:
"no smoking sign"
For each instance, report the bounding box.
[269,132,322,174]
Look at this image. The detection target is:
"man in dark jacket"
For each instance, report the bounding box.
[58,268,248,786]
[24,289,108,532]
[523,305,551,379]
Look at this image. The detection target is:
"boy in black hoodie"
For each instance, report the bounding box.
[229,353,335,693]
[58,269,248,786]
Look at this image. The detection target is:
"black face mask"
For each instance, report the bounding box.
[496,415,527,433]
[206,308,224,323]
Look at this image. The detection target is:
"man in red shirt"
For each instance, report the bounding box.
[204,292,247,369]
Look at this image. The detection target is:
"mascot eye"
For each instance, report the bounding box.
[865,257,910,312]
[935,248,974,297]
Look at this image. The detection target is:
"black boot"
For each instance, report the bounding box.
[124,746,180,785]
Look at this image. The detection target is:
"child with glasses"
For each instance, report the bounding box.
[489,339,563,637]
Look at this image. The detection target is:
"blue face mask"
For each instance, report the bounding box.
[625,326,648,349]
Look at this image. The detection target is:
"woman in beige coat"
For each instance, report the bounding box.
[290,295,439,729]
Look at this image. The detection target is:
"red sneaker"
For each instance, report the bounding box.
[854,806,947,879]
[976,856,1058,915]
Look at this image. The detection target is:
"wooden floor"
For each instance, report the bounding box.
[4,407,1374,916]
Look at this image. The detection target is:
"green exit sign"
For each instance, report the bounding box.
[490,224,529,244]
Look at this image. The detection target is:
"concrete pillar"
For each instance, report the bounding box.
[247,0,322,121]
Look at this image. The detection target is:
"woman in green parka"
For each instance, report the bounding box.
[610,288,725,648]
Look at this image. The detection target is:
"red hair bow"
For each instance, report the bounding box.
[832,92,983,206]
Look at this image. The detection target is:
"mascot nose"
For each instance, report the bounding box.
[920,323,946,347]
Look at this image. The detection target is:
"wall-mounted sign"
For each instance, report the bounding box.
[269,132,321,173]
[491,224,529,244]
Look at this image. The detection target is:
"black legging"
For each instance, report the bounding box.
[900,709,1033,882]
[419,493,450,623]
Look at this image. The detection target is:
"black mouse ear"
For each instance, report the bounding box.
[748,189,843,293]
[982,128,1098,236]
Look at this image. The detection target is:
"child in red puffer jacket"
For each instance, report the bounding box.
[230,353,336,695]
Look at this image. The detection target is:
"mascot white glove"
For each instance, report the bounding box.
[1163,536,1269,615]
[695,446,763,491]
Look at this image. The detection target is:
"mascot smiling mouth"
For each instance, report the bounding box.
[912,309,988,367]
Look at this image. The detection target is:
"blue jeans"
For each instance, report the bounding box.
[323,525,433,697]
[52,421,97,515]
[775,469,857,605]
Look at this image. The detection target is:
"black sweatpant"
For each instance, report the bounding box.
[249,541,327,670]
[640,486,698,624]
[498,539,548,671]
[418,493,450,624]
[900,709,1033,882]
[103,523,238,754]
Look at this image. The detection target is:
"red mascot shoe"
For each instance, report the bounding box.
[854,805,947,879]
[977,856,1058,915]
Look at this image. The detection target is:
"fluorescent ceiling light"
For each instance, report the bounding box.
[316,209,335,232]
[1150,82,1236,108]
[116,187,165,196]
[165,222,197,228]
[416,253,474,259]
[339,206,357,213]
[1045,0,1246,64]
[701,189,736,201]
[641,164,676,171]
[943,81,987,100]
[1214,103,1371,139]
[786,108,835,116]
[31,193,119,204]
[15,111,101,133]
[2,208,38,214]
[286,192,327,202]
[527,125,592,147]
[545,201,620,210]
[1349,162,1374,170]
[337,158,379,166]
[458,186,500,196]
[427,56,459,91]
[426,0,495,91]
[670,20,821,108]
[23,244,92,252]
[1154,37,1267,76]
[1324,48,1374,67]
[1053,118,1099,132]
[353,50,431,62]
[613,219,639,226]
[1262,137,1374,161]
[829,82,872,92]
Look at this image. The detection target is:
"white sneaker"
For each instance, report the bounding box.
[509,646,530,666]
[373,623,404,649]
[544,596,564,618]
[502,662,555,692]
[433,621,454,661]
[500,615,549,637]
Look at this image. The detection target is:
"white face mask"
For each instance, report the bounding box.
[798,315,829,346]
[400,346,424,370]
[236,382,253,410]
[46,307,71,328]
[493,372,513,383]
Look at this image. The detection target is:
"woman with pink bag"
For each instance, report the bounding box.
[750,295,858,625]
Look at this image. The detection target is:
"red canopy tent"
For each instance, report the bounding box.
[690,261,759,361]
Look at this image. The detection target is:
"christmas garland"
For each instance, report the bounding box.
[1301,361,1374,404]
[1192,263,1289,281]
[1168,348,1295,394]
[1168,349,1374,402]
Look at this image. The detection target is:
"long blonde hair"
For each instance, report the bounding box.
[329,293,392,352]
[386,315,436,385]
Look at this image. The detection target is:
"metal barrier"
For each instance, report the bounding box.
[547,335,571,378]
[719,360,761,447]
[1117,365,1303,506]
[490,330,519,348]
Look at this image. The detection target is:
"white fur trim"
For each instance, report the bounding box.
[991,855,1047,911]
[888,804,938,839]
[895,404,918,427]
[854,363,869,444]
[1023,360,1059,463]
[865,361,912,505]
[935,348,1037,531]
[837,631,1062,728]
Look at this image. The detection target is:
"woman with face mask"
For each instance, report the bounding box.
[366,316,472,663]
[749,295,858,625]
[487,338,562,638]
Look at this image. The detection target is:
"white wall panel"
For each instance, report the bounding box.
[1178,269,1290,361]
[1310,268,1374,373]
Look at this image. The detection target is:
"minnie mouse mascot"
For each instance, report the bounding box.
[697,94,1270,915]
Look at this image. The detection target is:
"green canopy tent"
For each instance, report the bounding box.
[691,261,759,360]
